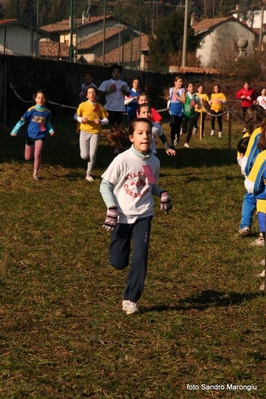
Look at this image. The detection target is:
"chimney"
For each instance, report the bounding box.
[190,13,198,26]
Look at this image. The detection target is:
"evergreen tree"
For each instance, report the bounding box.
[112,0,152,34]
[148,10,198,72]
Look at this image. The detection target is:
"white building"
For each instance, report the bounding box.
[0,19,48,56]
[192,16,257,69]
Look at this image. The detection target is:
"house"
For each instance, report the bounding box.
[230,2,266,29]
[0,19,49,57]
[92,33,150,70]
[230,2,266,46]
[191,16,257,68]
[40,15,146,69]
[40,15,127,62]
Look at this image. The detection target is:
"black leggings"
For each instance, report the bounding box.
[182,117,194,144]
[211,110,222,132]
[194,111,206,136]
[170,115,183,142]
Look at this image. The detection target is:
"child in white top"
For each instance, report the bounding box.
[100,118,172,314]
[136,103,176,156]
[98,64,129,128]
[98,64,130,155]
[256,88,266,110]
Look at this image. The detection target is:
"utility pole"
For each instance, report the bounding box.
[144,1,161,36]
[69,0,74,62]
[182,0,189,66]
[259,3,264,50]
[102,0,106,65]
[36,0,39,57]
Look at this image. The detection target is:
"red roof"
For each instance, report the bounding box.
[78,26,127,50]
[93,34,149,64]
[39,41,69,58]
[0,19,17,25]
[41,15,113,33]
[192,16,257,36]
[169,66,220,75]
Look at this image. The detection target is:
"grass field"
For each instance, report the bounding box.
[0,111,265,399]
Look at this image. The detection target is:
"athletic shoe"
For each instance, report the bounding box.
[218,131,222,138]
[210,130,215,136]
[184,143,189,148]
[86,175,94,182]
[238,226,251,237]
[259,259,265,266]
[259,282,265,292]
[122,300,140,315]
[250,233,265,247]
[174,135,179,146]
[33,174,40,181]
[193,127,197,135]
[257,269,265,278]
[242,127,247,133]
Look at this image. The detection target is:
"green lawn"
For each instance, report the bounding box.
[0,113,265,398]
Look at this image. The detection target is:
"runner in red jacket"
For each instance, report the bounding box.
[236,82,257,131]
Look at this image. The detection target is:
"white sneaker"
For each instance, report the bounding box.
[259,259,265,266]
[259,282,265,291]
[174,135,179,146]
[218,131,222,138]
[238,227,251,237]
[86,175,94,182]
[122,300,140,315]
[184,143,189,148]
[193,127,197,135]
[210,130,215,136]
[257,269,265,278]
[33,174,40,181]
[250,234,265,247]
[242,127,247,133]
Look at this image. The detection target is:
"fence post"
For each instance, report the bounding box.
[3,61,7,127]
[199,111,202,140]
[227,108,231,150]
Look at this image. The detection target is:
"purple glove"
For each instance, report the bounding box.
[103,207,118,231]
[160,191,172,212]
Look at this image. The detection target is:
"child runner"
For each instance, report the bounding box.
[237,105,265,244]
[182,83,201,148]
[256,88,266,111]
[236,81,257,131]
[137,103,176,156]
[193,84,209,137]
[208,84,226,138]
[244,127,266,292]
[167,75,185,147]
[124,78,142,121]
[75,86,109,181]
[100,118,172,314]
[79,70,98,102]
[137,92,162,124]
[98,64,130,155]
[10,89,54,181]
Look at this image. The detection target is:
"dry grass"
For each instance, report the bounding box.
[0,110,265,398]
